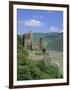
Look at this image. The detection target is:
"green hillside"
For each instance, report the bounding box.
[17,33,63,80]
[32,32,63,51]
[47,33,63,51]
[32,32,59,41]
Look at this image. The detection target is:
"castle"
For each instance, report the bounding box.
[23,32,50,62]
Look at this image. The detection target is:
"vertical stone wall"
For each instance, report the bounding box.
[23,32,32,49]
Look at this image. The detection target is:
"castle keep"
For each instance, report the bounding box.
[23,32,32,49]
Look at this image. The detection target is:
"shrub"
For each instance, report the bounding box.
[17,44,29,65]
[17,65,32,80]
[42,62,60,78]
[28,62,51,79]
[36,60,61,78]
[17,35,23,46]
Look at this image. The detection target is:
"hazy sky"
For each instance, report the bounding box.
[17,9,63,35]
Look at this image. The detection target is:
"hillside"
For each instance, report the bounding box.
[32,32,63,51]
[32,32,59,41]
[17,34,63,80]
[47,33,63,51]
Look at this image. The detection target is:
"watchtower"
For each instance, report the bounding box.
[23,32,32,49]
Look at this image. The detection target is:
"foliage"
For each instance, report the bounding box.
[17,35,23,46]
[36,60,61,78]
[17,65,32,80]
[43,63,60,78]
[17,44,29,66]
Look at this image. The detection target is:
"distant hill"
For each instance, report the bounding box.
[47,33,63,51]
[32,32,63,51]
[32,32,62,41]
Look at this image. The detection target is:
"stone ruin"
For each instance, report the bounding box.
[23,32,50,62]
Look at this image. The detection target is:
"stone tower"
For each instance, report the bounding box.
[23,32,32,49]
[39,38,43,49]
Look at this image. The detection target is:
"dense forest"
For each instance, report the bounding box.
[17,34,63,80]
